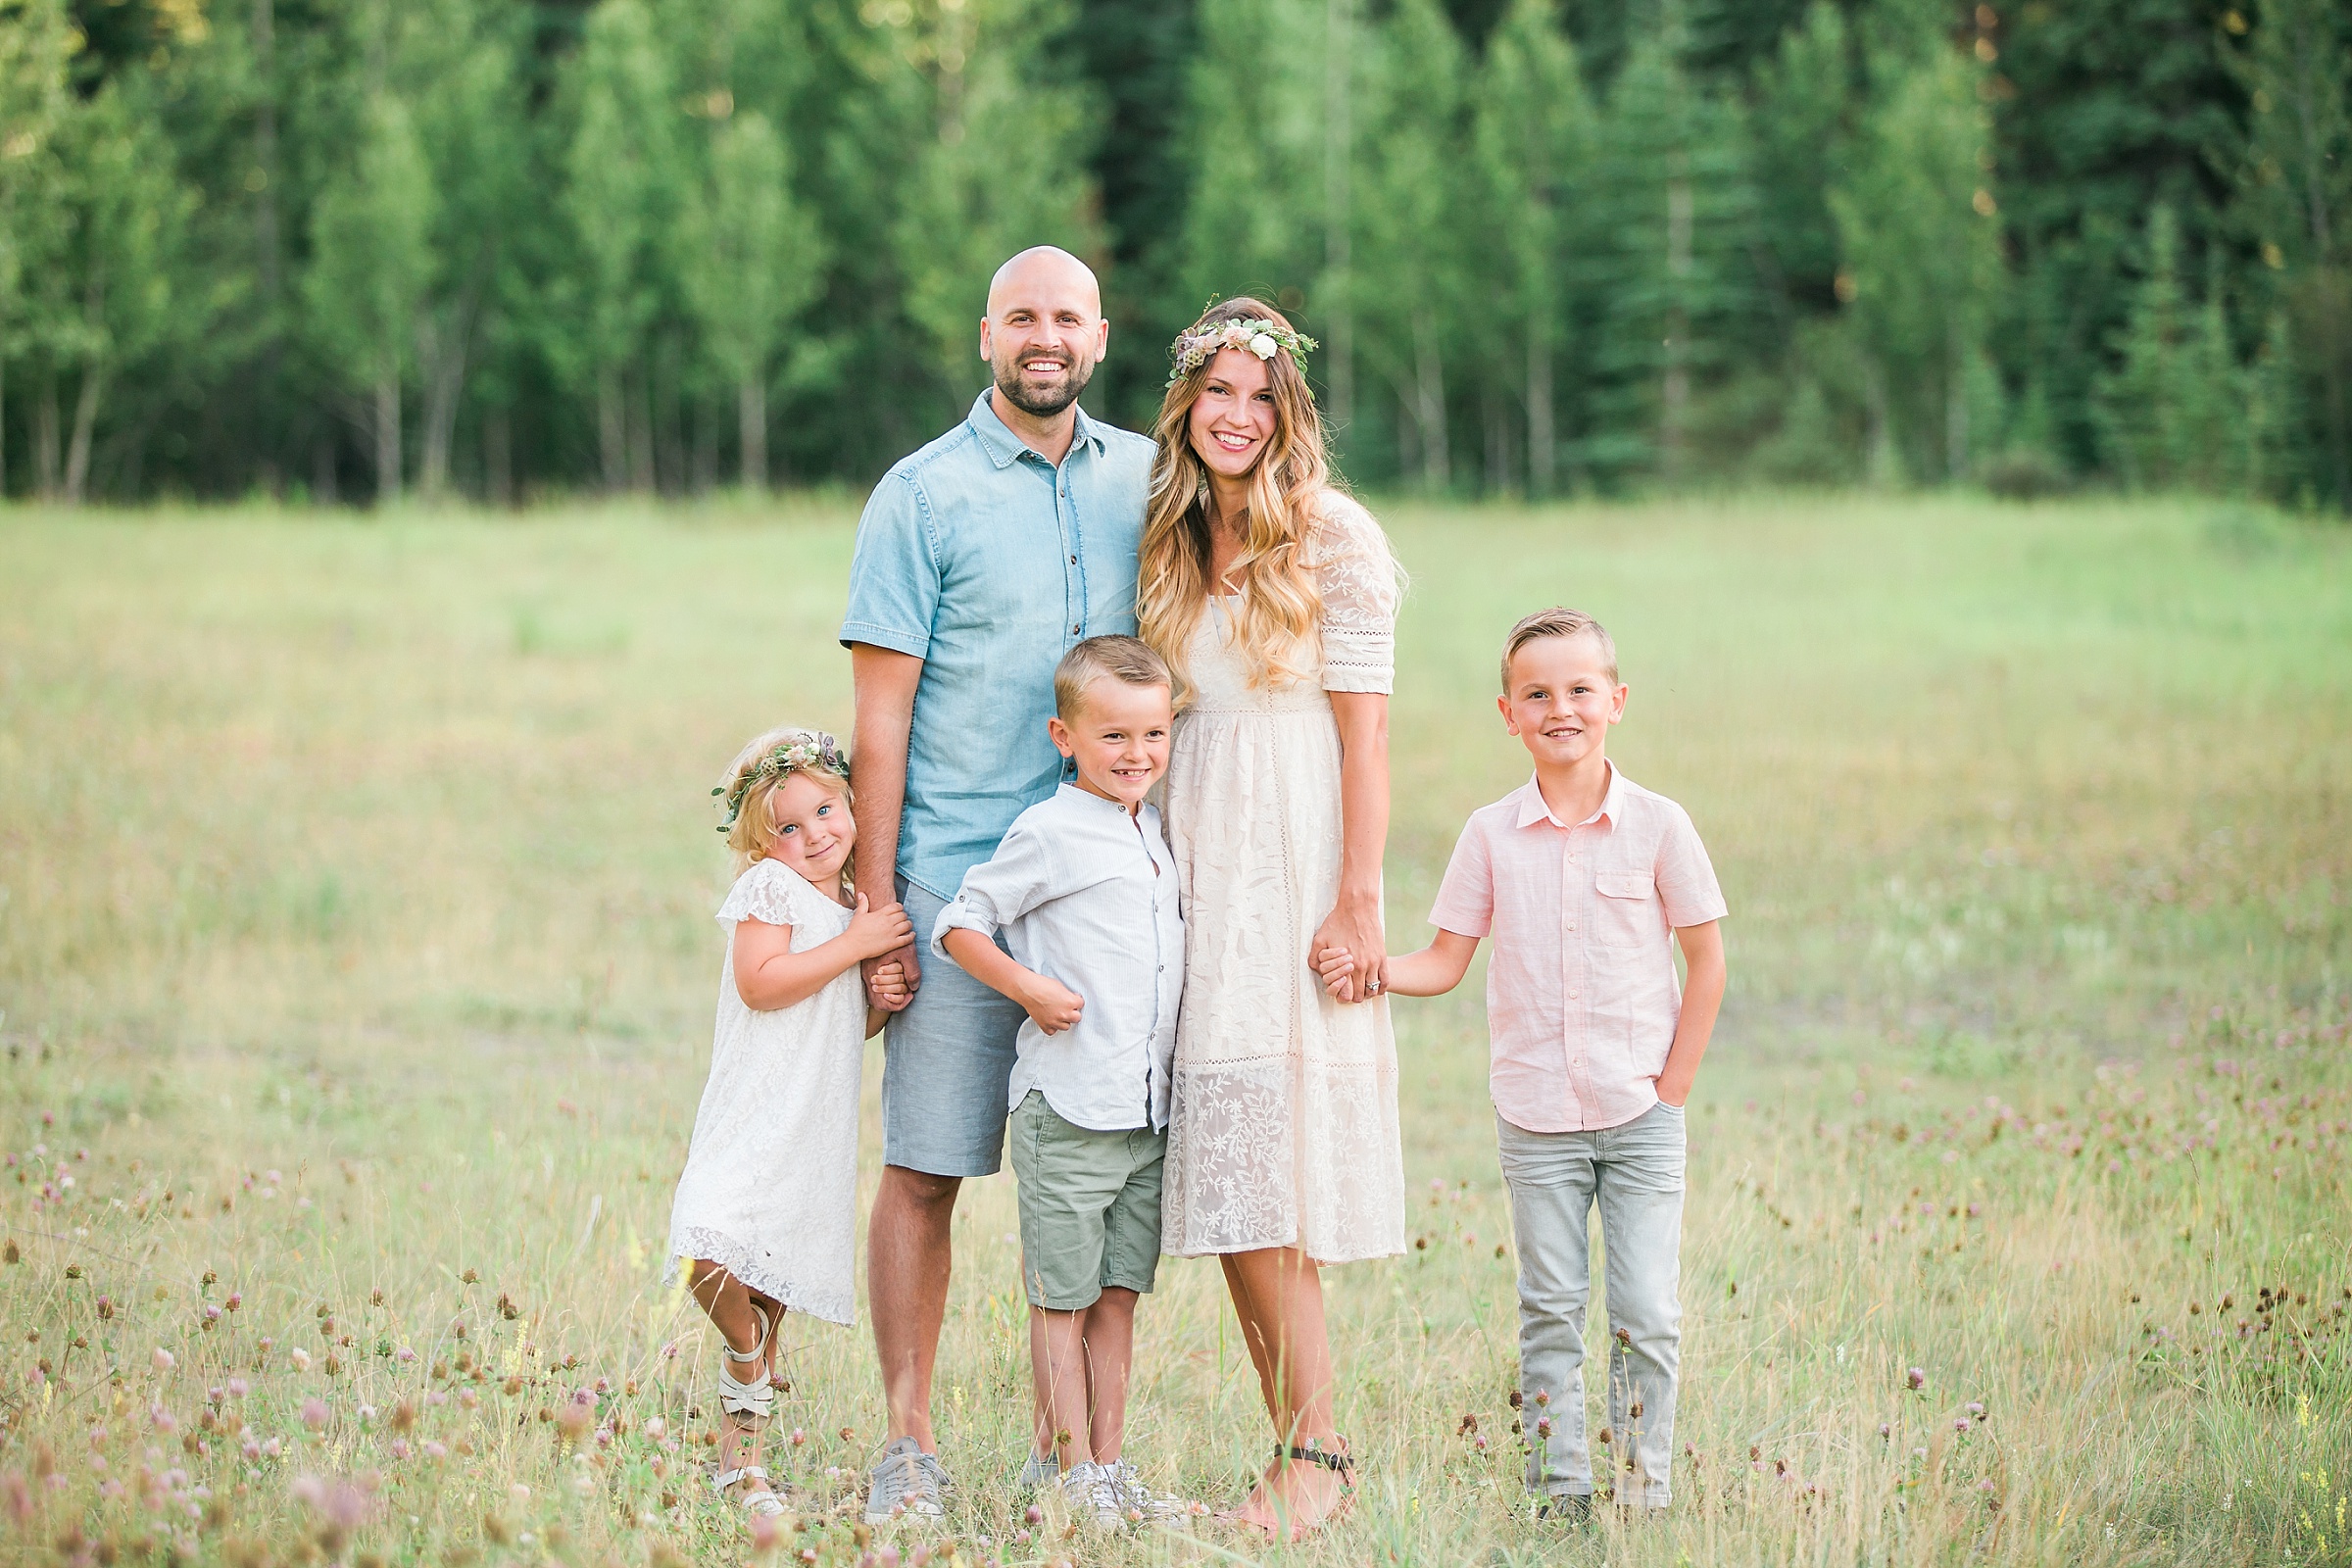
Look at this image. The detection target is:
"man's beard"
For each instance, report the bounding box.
[993,351,1095,416]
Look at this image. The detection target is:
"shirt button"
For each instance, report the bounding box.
[1071,624,1082,635]
[1568,989,1580,1000]
[1069,554,1078,564]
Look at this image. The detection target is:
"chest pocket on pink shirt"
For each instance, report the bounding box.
[1592,870,1659,949]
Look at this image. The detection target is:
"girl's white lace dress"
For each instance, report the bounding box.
[664,858,864,1325]
[1159,492,1408,1263]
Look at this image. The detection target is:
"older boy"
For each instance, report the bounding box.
[933,637,1190,1530]
[1345,608,1726,1520]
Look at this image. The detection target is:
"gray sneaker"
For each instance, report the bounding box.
[863,1436,950,1524]
[1106,1460,1195,1524]
[1015,1449,1058,1491]
[1055,1459,1127,1530]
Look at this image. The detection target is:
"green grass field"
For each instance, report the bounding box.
[1,493,2348,1568]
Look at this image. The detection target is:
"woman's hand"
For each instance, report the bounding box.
[1312,896,1386,1004]
[845,893,915,962]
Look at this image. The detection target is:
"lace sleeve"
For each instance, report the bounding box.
[1309,493,1400,694]
[715,859,816,929]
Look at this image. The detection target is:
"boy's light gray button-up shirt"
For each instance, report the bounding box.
[931,785,1184,1133]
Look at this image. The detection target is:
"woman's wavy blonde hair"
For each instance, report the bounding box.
[717,724,856,890]
[1137,298,1335,692]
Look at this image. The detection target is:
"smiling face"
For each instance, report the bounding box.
[1048,677,1174,811]
[1498,630,1627,771]
[758,770,857,888]
[979,248,1106,417]
[1185,347,1279,484]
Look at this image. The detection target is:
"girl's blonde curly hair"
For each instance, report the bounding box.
[716,725,855,887]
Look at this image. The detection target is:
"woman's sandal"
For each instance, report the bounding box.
[1226,1440,1356,1540]
[713,1304,786,1518]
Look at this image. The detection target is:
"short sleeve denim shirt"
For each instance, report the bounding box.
[840,390,1155,900]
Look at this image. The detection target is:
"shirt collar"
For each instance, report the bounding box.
[1513,761,1623,831]
[1055,780,1142,819]
[967,390,1105,470]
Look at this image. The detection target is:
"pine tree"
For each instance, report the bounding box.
[1353,0,1468,491]
[2223,0,2352,508]
[1828,42,2003,483]
[1469,0,1594,496]
[1582,6,1758,486]
[676,108,824,490]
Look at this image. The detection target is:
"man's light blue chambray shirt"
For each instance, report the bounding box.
[839,390,1155,901]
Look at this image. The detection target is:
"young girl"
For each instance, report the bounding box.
[664,726,913,1519]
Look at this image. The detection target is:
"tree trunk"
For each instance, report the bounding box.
[313,434,339,505]
[1527,326,1554,499]
[1945,324,1969,482]
[373,364,402,505]
[485,407,513,507]
[1323,0,1354,445]
[1412,307,1448,491]
[63,364,103,506]
[1661,162,1694,488]
[739,371,766,492]
[1863,355,1897,488]
[628,364,656,493]
[418,297,475,504]
[0,353,8,500]
[34,364,60,500]
[598,366,626,492]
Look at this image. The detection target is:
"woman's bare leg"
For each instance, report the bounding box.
[689,1260,782,1499]
[1219,1246,1346,1537]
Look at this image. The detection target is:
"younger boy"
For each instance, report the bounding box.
[1343,607,1726,1520]
[933,635,1190,1530]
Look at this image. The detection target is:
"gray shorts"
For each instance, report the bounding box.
[881,880,1024,1177]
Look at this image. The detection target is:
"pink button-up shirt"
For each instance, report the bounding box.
[1430,765,1727,1133]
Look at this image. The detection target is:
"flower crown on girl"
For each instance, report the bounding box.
[1165,316,1319,387]
[713,731,850,834]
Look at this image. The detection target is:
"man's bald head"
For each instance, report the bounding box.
[980,246,1109,420]
[986,246,1102,318]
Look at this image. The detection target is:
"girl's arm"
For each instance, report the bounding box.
[1316,690,1391,1003]
[733,894,913,1012]
[1318,929,1479,999]
[1654,920,1726,1107]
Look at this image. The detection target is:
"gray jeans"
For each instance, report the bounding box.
[1495,1101,1685,1507]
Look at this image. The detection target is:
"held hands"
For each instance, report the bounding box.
[1314,945,1388,1003]
[1309,898,1388,1005]
[846,892,916,962]
[868,957,911,1009]
[1017,974,1086,1036]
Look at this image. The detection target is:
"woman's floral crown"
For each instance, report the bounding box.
[713,732,849,833]
[1166,317,1319,387]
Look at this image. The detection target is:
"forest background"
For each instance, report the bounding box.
[0,0,2348,511]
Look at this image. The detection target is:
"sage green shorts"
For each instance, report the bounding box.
[1007,1090,1165,1310]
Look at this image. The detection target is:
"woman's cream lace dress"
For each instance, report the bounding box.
[1158,492,1408,1263]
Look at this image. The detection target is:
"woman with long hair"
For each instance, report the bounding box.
[1139,298,1406,1538]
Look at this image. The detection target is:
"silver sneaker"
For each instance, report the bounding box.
[1106,1460,1195,1524]
[1015,1449,1059,1491]
[863,1436,950,1524]
[1055,1459,1127,1530]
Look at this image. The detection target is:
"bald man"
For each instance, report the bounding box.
[839,247,1156,1522]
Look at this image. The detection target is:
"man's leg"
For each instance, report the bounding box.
[869,881,1023,1456]
[1495,1113,1598,1503]
[1595,1102,1687,1509]
[868,1164,960,1449]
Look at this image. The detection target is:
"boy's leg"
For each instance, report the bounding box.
[1029,1305,1098,1468]
[1494,1114,1598,1502]
[1077,1288,1139,1462]
[1086,1126,1162,1465]
[1594,1101,1687,1509]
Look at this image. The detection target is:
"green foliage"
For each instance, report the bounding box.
[0,0,2343,507]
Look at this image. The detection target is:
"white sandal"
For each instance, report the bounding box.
[716,1303,775,1426]
[715,1464,790,1518]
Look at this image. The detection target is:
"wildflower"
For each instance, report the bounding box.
[152,1348,175,1373]
[395,1347,416,1363]
[389,1439,411,1460]
[1877,1424,1890,1440]
[357,1405,377,1427]
[1952,1418,1969,1434]
[1905,1367,1926,1391]
[291,1348,312,1372]
[643,1417,666,1441]
[791,1428,807,1446]
[1024,1504,1042,1526]
[1967,1401,1985,1421]
[421,1441,448,1461]
[509,1483,530,1507]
